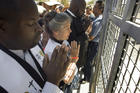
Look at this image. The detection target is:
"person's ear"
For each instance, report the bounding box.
[99,9,103,15]
[52,31,58,37]
[101,9,103,13]
[0,20,7,32]
[54,31,58,34]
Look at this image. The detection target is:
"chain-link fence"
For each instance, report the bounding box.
[113,36,140,93]
[91,0,140,93]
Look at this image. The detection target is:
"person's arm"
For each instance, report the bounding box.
[63,41,80,84]
[88,21,101,41]
[42,45,72,92]
[69,41,80,62]
[89,36,95,41]
[85,22,93,35]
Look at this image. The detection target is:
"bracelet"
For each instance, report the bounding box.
[71,57,79,59]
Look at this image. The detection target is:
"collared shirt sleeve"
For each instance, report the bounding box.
[42,82,63,93]
[89,21,101,37]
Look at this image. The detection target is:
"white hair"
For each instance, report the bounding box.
[48,12,72,32]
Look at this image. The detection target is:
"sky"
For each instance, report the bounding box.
[85,0,91,2]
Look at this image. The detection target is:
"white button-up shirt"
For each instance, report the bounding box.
[0,45,63,93]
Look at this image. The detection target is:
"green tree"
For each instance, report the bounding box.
[87,0,95,5]
[61,0,69,6]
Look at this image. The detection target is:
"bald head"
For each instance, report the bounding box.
[0,0,42,50]
[69,0,86,17]
[0,0,38,21]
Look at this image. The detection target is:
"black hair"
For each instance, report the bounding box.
[86,6,92,10]
[0,0,19,21]
[38,2,44,5]
[69,0,86,17]
[0,0,37,21]
[96,1,104,13]
[58,6,63,11]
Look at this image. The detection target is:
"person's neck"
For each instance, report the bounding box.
[95,13,101,17]
[90,12,93,15]
[0,40,9,49]
[0,40,25,50]
[51,37,63,44]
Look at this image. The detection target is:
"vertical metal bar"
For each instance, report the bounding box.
[105,0,137,92]
[101,57,108,89]
[100,0,113,55]
[111,36,126,93]
[91,0,113,92]
[112,58,124,93]
[91,57,102,93]
[122,0,136,20]
[104,31,127,93]
[99,0,114,90]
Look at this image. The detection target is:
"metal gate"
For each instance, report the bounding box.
[91,0,140,93]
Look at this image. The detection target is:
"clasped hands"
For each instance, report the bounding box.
[43,41,80,86]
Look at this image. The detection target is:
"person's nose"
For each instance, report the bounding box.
[69,28,72,33]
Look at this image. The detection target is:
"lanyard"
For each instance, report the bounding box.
[0,44,46,88]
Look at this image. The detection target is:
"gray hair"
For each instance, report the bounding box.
[48,12,72,32]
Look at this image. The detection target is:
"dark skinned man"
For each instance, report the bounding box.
[0,0,72,92]
[65,0,91,68]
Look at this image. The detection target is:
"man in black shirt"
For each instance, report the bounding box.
[65,0,91,68]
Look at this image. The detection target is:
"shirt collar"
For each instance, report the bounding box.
[67,9,76,18]
[94,14,103,21]
[96,14,103,19]
[10,50,25,59]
